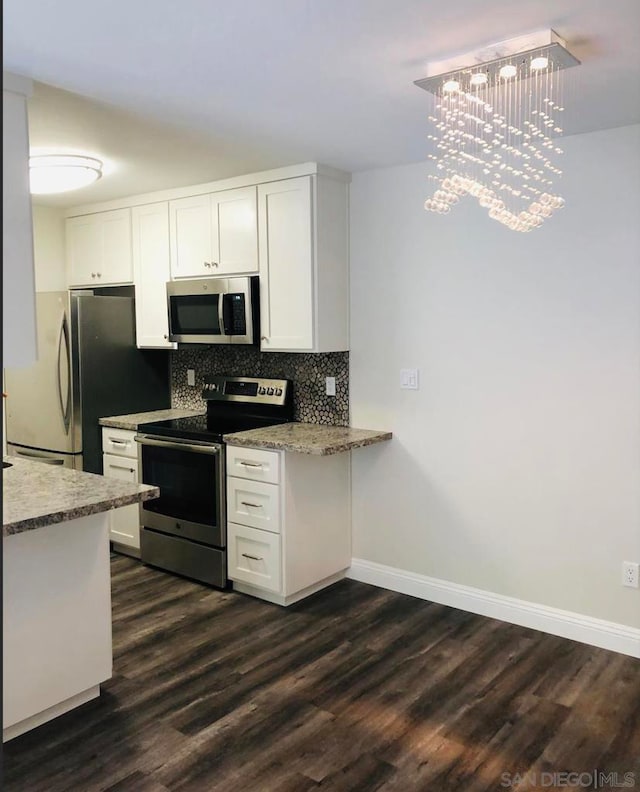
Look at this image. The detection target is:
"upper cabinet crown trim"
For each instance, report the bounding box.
[66,162,351,218]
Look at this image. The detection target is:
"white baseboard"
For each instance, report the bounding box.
[347,558,640,659]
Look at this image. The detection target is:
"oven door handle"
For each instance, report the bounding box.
[134,435,220,455]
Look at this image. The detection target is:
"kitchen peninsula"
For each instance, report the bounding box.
[2,457,159,742]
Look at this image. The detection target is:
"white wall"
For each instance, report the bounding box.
[350,124,640,630]
[32,203,67,292]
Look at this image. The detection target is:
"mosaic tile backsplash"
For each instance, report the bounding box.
[171,348,349,426]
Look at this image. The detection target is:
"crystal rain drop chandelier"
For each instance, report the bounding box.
[415,30,580,232]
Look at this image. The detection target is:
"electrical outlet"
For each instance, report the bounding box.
[187,369,196,387]
[622,561,639,588]
[325,376,336,396]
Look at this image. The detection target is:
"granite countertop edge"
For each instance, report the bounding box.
[3,456,160,537]
[4,486,160,536]
[223,424,393,455]
[99,408,206,430]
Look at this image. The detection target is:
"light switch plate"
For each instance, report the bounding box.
[400,368,419,390]
[325,376,336,396]
[187,369,196,387]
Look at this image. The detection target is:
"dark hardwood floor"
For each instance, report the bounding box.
[3,555,639,792]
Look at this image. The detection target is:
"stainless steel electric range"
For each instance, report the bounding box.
[135,375,293,588]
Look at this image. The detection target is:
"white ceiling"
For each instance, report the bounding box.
[4,0,640,207]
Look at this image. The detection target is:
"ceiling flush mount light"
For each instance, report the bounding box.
[29,154,103,195]
[415,30,580,232]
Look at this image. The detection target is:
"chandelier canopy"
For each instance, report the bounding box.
[415,30,580,232]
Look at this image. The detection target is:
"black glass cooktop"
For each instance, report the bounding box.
[139,414,290,443]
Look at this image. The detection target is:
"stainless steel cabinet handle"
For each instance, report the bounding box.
[109,439,129,445]
[239,461,263,468]
[241,501,262,508]
[107,463,135,473]
[241,553,264,561]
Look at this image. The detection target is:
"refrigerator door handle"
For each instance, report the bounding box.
[13,449,65,465]
[57,313,72,435]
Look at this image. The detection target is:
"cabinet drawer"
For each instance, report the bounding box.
[102,453,140,550]
[101,427,137,458]
[102,453,138,481]
[228,522,281,593]
[226,446,280,484]
[227,477,280,533]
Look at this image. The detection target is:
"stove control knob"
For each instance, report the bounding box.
[258,386,266,395]
[276,388,283,396]
[267,387,275,396]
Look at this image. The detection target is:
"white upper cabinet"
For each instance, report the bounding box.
[132,202,175,349]
[66,208,133,287]
[258,175,349,353]
[169,185,258,278]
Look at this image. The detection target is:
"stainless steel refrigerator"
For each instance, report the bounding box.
[5,289,171,474]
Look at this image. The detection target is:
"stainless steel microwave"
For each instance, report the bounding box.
[167,276,259,345]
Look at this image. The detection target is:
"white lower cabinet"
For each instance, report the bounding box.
[228,523,282,593]
[227,476,281,532]
[226,444,350,606]
[102,428,140,555]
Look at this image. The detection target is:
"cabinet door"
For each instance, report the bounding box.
[258,177,314,351]
[103,453,140,549]
[132,203,176,349]
[67,209,133,286]
[100,209,133,284]
[169,194,214,278]
[67,215,101,285]
[211,186,258,275]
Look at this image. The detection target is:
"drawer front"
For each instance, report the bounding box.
[227,476,280,533]
[103,453,138,481]
[101,427,137,458]
[226,445,280,484]
[102,453,140,549]
[228,522,281,592]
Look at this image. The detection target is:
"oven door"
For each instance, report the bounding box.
[136,434,225,547]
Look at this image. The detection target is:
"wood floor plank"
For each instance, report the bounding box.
[2,555,638,792]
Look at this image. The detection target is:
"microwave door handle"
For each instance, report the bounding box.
[218,294,227,337]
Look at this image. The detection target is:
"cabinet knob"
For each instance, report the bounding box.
[97,272,102,278]
[212,261,219,267]
[204,261,211,268]
[91,272,96,278]
[260,336,269,342]
[163,334,168,340]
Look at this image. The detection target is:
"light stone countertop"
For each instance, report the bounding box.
[99,407,206,430]
[223,422,392,455]
[3,456,159,536]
